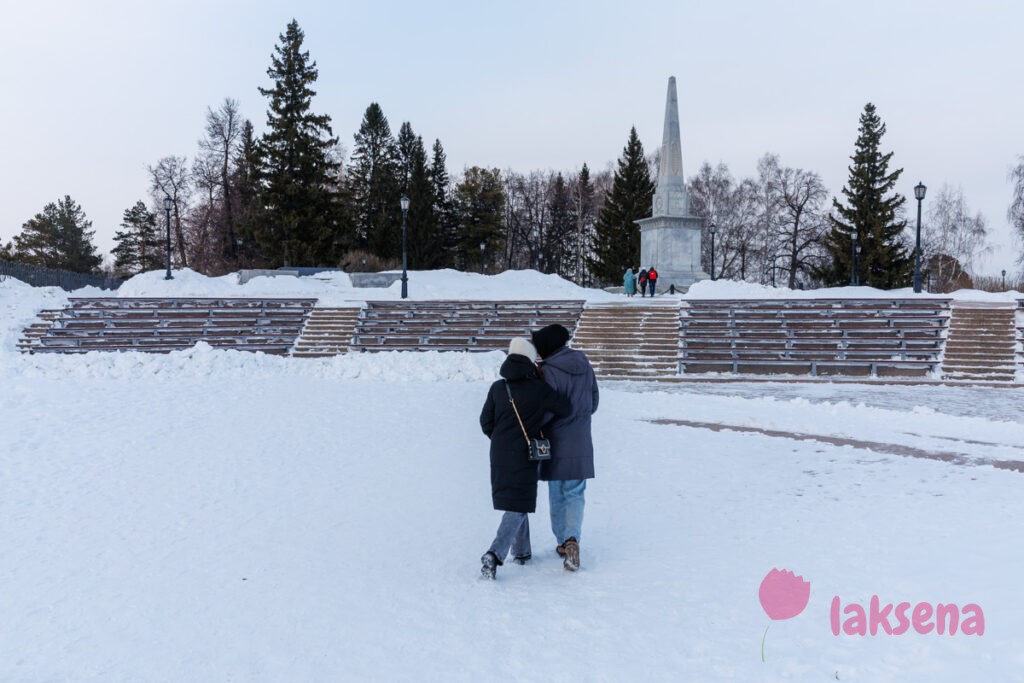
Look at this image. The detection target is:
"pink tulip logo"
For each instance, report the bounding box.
[759,568,811,661]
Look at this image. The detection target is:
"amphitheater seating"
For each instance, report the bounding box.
[28,298,316,355]
[680,299,951,377]
[350,300,584,352]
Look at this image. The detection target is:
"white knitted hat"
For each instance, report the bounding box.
[507,337,538,360]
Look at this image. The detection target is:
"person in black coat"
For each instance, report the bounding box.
[478,337,572,579]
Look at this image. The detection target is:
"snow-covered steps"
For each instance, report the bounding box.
[290,307,362,357]
[941,303,1017,382]
[16,309,63,352]
[23,298,316,354]
[571,304,681,380]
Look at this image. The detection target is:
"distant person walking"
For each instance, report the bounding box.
[478,338,571,580]
[623,268,637,297]
[531,324,599,572]
[638,269,649,298]
[647,266,658,297]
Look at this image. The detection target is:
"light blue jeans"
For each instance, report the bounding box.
[548,479,586,543]
[488,512,531,563]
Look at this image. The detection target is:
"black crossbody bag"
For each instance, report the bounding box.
[504,381,552,461]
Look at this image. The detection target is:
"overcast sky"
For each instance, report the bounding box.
[2,0,1022,275]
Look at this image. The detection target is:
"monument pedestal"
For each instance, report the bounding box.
[635,214,708,290]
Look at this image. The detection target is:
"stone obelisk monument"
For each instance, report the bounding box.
[635,76,708,290]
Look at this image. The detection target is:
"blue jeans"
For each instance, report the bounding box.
[488,512,531,562]
[548,479,586,543]
[648,280,656,296]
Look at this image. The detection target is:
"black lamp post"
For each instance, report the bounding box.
[400,195,409,298]
[163,196,173,280]
[913,182,927,293]
[709,223,717,281]
[850,232,858,286]
[479,241,486,273]
[1002,269,1007,290]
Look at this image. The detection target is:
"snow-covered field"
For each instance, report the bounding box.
[2,271,1023,681]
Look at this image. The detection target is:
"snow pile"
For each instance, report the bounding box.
[685,277,1024,302]
[115,267,620,304]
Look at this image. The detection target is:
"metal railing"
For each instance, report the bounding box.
[0,258,122,291]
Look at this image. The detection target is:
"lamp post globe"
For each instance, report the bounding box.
[709,223,717,281]
[400,195,410,299]
[913,182,926,293]
[163,196,174,280]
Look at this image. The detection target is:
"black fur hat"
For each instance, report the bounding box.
[531,324,571,359]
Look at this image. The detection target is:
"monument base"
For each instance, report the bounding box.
[635,214,708,290]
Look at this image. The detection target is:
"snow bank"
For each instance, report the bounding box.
[684,278,1024,302]
[115,268,620,304]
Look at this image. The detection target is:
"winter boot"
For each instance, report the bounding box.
[512,553,531,565]
[562,538,579,572]
[555,543,566,557]
[481,551,499,580]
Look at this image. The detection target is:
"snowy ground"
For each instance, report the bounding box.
[2,271,1024,681]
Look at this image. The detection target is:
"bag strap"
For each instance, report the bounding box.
[504,381,533,447]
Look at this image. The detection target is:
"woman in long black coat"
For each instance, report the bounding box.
[478,338,571,579]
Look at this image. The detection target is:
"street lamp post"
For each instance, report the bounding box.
[1002,269,1007,290]
[850,232,858,286]
[479,241,486,273]
[163,196,173,280]
[709,223,717,281]
[400,195,409,299]
[913,182,927,293]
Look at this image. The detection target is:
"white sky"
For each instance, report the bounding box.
[2,0,1022,275]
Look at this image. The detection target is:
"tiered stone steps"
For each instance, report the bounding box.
[571,304,681,380]
[16,309,63,352]
[941,304,1017,382]
[291,307,362,357]
[350,300,584,352]
[24,298,316,355]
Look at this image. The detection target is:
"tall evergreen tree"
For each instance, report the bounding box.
[404,134,447,269]
[111,201,163,276]
[13,196,102,273]
[455,167,505,271]
[570,163,596,285]
[816,103,910,287]
[430,139,457,267]
[589,127,654,283]
[349,103,401,260]
[547,172,574,275]
[255,19,343,266]
[232,119,265,267]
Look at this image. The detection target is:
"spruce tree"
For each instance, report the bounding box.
[349,103,401,260]
[404,134,446,270]
[430,139,457,267]
[111,201,163,276]
[13,196,102,273]
[571,163,596,284]
[547,172,573,275]
[589,128,654,283]
[232,119,265,266]
[255,19,343,266]
[455,167,505,271]
[816,103,910,288]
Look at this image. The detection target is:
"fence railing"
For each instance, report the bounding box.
[0,259,122,291]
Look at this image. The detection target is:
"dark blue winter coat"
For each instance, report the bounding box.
[537,347,599,481]
[480,355,572,513]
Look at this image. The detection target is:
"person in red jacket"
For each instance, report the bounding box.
[646,266,658,297]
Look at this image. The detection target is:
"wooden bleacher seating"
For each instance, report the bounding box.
[29,297,316,355]
[680,298,950,377]
[350,300,584,352]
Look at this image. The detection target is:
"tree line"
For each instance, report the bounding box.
[2,20,1018,291]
